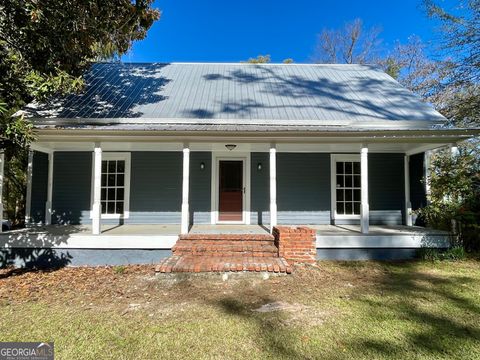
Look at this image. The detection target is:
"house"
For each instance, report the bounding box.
[0,62,478,271]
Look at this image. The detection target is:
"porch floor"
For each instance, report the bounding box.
[1,223,447,237]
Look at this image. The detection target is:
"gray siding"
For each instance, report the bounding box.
[409,152,427,226]
[368,153,405,225]
[52,152,92,224]
[51,151,183,225]
[410,153,427,210]
[190,152,211,224]
[129,152,182,224]
[30,151,48,223]
[251,153,270,225]
[45,151,410,227]
[277,153,331,224]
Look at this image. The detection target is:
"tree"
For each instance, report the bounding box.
[242,55,294,64]
[0,0,160,225]
[380,36,454,110]
[423,0,480,127]
[418,142,480,251]
[243,55,271,64]
[313,18,382,64]
[424,0,480,84]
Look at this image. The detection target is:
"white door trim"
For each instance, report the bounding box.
[210,152,251,225]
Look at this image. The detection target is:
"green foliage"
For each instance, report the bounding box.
[113,266,126,275]
[417,246,466,261]
[243,55,271,64]
[0,0,160,225]
[417,143,480,251]
[0,0,161,140]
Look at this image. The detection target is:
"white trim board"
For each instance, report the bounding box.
[0,232,177,249]
[210,152,251,225]
[316,234,450,248]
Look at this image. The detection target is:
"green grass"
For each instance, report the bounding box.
[1,260,479,359]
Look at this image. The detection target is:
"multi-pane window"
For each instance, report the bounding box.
[101,160,125,215]
[335,161,361,215]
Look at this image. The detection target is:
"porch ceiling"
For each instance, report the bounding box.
[31,138,462,155]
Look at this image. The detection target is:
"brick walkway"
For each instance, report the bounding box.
[155,233,292,274]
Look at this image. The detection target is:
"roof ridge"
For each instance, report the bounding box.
[95,61,379,67]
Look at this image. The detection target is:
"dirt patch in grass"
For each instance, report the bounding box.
[0,262,389,308]
[1,260,479,359]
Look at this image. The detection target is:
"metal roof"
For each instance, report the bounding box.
[25,62,449,130]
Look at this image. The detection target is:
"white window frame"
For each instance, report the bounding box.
[90,152,131,219]
[330,154,361,220]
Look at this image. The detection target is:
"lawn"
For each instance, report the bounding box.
[0,260,479,359]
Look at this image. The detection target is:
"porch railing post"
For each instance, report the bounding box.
[269,144,277,232]
[360,145,369,234]
[45,151,54,225]
[404,154,413,226]
[92,143,102,235]
[0,150,4,233]
[25,150,34,225]
[181,144,190,234]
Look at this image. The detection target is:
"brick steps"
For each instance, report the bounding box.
[155,255,292,274]
[155,228,315,274]
[173,242,278,257]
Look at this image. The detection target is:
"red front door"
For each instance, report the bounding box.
[218,160,243,221]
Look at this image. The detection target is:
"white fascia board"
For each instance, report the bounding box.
[316,234,451,248]
[0,232,178,249]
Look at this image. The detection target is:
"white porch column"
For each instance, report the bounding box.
[25,150,34,225]
[45,151,54,225]
[269,145,277,232]
[404,155,413,226]
[360,145,369,234]
[450,143,459,157]
[92,143,102,235]
[424,150,431,200]
[0,150,4,233]
[181,144,190,234]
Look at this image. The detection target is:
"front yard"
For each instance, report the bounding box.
[0,260,479,359]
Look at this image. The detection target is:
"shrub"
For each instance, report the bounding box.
[417,246,466,261]
[417,143,480,251]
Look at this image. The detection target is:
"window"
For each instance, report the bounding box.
[101,159,125,215]
[91,153,130,219]
[331,155,361,218]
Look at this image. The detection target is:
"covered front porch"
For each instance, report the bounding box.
[19,133,465,236]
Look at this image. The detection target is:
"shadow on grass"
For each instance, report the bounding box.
[214,296,306,359]
[167,276,307,358]
[345,261,480,357]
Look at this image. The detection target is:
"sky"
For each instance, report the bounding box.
[122,0,441,63]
